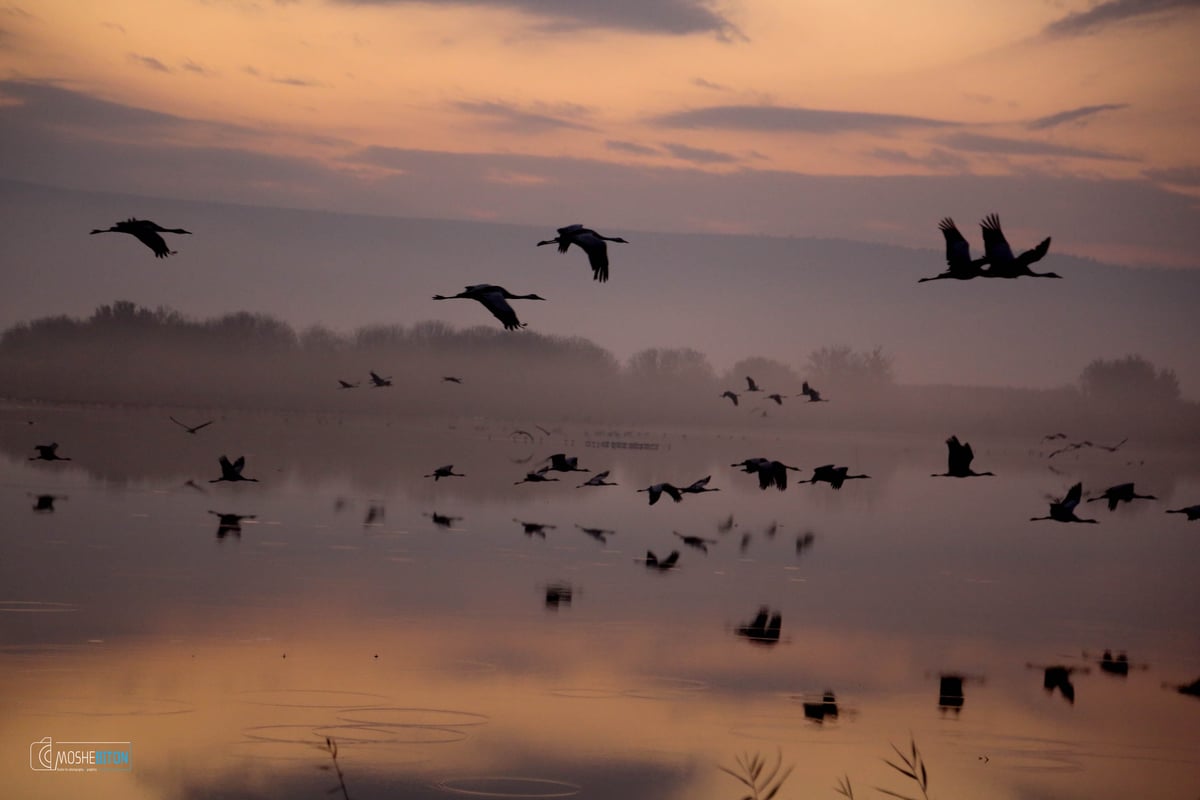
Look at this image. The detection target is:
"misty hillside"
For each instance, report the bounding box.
[1,179,1197,398]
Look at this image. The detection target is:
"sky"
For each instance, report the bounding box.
[2,0,1200,267]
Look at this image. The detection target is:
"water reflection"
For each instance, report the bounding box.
[2,407,1199,799]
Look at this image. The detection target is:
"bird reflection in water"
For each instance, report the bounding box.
[938,674,965,715]
[209,510,255,540]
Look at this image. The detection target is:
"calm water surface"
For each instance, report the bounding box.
[2,406,1198,799]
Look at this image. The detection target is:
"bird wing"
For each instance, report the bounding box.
[1062,482,1083,511]
[663,484,683,502]
[572,231,610,282]
[131,227,173,258]
[685,476,711,492]
[218,455,234,474]
[661,551,679,568]
[1017,236,1052,267]
[192,420,214,432]
[938,218,974,272]
[232,456,246,474]
[477,290,523,330]
[554,225,584,254]
[170,416,189,430]
[980,214,1015,264]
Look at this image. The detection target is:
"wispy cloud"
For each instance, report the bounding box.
[331,0,742,39]
[453,100,593,133]
[660,141,739,164]
[244,65,326,87]
[691,77,728,91]
[181,59,214,76]
[1043,0,1200,37]
[868,147,971,172]
[938,132,1136,161]
[129,53,171,73]
[606,139,661,156]
[100,21,126,34]
[1143,165,1200,186]
[1027,103,1129,130]
[651,104,957,133]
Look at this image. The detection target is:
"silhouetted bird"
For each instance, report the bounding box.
[433,284,546,330]
[544,582,573,608]
[90,218,191,258]
[744,376,761,392]
[338,379,359,389]
[795,531,815,554]
[736,606,782,645]
[1098,649,1131,676]
[932,435,994,478]
[541,453,588,473]
[31,494,64,513]
[680,476,719,495]
[30,443,71,461]
[731,458,800,491]
[425,464,465,481]
[717,513,736,533]
[1030,482,1097,523]
[918,217,990,283]
[806,465,870,490]
[720,390,740,407]
[674,531,716,553]
[209,510,255,539]
[368,371,392,387]
[515,471,559,485]
[803,691,839,721]
[426,511,462,528]
[576,524,614,544]
[938,674,965,713]
[799,381,827,402]
[1166,504,1200,520]
[210,455,258,483]
[1043,665,1077,704]
[1176,676,1200,697]
[514,518,556,537]
[442,376,463,384]
[766,393,785,405]
[536,224,628,282]
[979,213,1057,278]
[644,550,679,571]
[1042,432,1068,442]
[578,470,618,488]
[363,504,385,525]
[170,416,214,434]
[1088,482,1156,511]
[638,482,683,505]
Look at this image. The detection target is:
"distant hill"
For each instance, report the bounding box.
[1,179,1196,397]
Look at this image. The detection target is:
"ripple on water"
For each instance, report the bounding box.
[336,707,490,728]
[0,600,78,613]
[243,723,470,746]
[236,688,392,709]
[435,776,582,798]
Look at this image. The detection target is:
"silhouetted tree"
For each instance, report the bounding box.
[724,357,800,392]
[805,345,894,392]
[1079,355,1180,405]
[626,347,716,386]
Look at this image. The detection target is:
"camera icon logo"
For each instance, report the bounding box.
[30,736,55,771]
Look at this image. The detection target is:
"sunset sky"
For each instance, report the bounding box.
[3,0,1199,266]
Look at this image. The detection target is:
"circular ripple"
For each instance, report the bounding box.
[546,687,623,700]
[0,600,77,613]
[436,776,581,798]
[244,723,469,746]
[624,676,708,700]
[237,689,392,709]
[337,707,490,728]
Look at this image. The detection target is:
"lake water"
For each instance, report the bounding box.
[2,405,1199,799]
